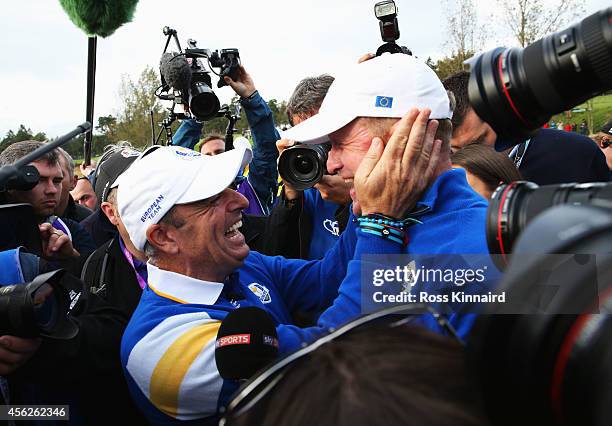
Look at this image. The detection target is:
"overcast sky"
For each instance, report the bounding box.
[0,0,608,138]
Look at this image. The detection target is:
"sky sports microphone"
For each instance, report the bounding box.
[159,52,192,94]
[215,307,279,380]
[59,0,139,37]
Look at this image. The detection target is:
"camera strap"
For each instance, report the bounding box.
[509,139,531,169]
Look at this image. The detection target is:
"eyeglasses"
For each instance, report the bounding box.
[219,304,463,424]
[601,138,611,149]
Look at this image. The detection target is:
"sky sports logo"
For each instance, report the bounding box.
[216,334,251,348]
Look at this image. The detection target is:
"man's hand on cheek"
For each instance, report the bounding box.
[353,108,442,218]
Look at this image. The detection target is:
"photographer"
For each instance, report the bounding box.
[0,141,95,261]
[1,148,148,425]
[442,71,610,185]
[264,74,352,260]
[172,65,280,215]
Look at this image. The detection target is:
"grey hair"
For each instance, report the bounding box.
[0,140,58,167]
[143,242,157,264]
[103,141,135,156]
[287,74,335,125]
[142,205,185,264]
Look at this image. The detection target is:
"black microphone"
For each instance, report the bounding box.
[215,307,279,380]
[160,52,192,94]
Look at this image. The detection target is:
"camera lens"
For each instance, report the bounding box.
[486,181,612,266]
[189,80,220,121]
[278,143,331,191]
[294,154,315,175]
[468,7,612,139]
[32,282,58,334]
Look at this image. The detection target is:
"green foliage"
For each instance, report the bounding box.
[0,125,47,153]
[550,94,612,134]
[199,97,288,139]
[111,66,172,148]
[431,51,474,81]
[58,0,138,37]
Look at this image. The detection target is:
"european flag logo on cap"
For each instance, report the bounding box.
[375,96,393,108]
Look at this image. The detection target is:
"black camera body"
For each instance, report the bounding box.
[209,48,241,88]
[278,142,331,191]
[159,27,241,121]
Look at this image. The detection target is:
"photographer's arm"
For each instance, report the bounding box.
[225,67,280,214]
[172,119,203,150]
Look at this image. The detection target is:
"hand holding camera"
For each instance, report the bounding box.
[224,65,257,99]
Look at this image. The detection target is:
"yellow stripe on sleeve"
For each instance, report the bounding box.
[149,321,222,418]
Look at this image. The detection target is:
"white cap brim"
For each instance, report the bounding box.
[176,143,252,205]
[281,110,357,144]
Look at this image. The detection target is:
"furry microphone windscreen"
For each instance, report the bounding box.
[59,0,139,37]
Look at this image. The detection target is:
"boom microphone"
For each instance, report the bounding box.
[160,53,192,93]
[59,0,139,37]
[215,307,279,380]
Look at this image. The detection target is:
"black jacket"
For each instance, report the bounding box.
[9,238,147,425]
[251,190,350,259]
[80,209,118,248]
[517,129,610,185]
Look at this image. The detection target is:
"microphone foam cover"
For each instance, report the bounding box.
[59,0,139,38]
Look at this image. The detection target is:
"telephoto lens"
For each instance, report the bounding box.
[486,181,612,267]
[470,202,612,426]
[0,270,79,339]
[278,142,331,191]
[468,7,612,140]
[189,74,221,121]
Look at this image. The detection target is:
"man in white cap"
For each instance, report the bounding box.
[118,102,442,424]
[283,53,498,333]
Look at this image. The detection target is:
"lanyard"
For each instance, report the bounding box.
[509,139,531,168]
[119,239,148,290]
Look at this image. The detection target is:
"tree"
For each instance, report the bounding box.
[96,115,118,139]
[496,0,585,47]
[0,125,47,152]
[443,0,485,63]
[114,66,166,148]
[432,51,475,81]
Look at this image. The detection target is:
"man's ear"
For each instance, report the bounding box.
[70,175,78,191]
[146,224,180,256]
[100,202,118,226]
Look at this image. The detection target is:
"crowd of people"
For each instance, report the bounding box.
[0,51,610,426]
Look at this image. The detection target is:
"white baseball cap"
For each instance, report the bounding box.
[282,53,453,144]
[116,143,252,251]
